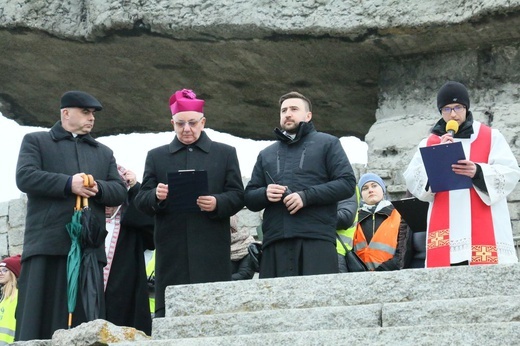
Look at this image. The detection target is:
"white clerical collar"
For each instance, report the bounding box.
[283,131,296,139]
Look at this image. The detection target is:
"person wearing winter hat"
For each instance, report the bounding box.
[358,173,386,198]
[352,174,409,271]
[0,254,21,344]
[404,81,520,268]
[135,88,244,318]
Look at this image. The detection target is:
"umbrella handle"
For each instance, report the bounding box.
[82,174,95,187]
[81,174,95,208]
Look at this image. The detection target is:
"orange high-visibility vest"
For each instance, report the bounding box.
[353,209,401,270]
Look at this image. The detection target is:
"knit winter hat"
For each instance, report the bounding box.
[169,89,205,115]
[358,173,386,194]
[0,254,22,278]
[436,81,470,112]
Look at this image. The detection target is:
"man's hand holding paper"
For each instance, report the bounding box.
[156,182,168,201]
[452,159,477,178]
[197,195,217,212]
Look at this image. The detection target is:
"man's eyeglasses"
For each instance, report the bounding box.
[174,115,204,128]
[441,105,466,114]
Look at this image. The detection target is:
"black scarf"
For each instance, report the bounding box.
[430,111,475,139]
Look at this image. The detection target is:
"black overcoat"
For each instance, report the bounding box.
[105,182,154,335]
[135,131,244,316]
[14,121,127,340]
[16,121,127,261]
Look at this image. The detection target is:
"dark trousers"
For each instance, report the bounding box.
[260,238,338,278]
[15,255,105,341]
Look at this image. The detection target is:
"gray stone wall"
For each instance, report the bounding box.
[0,195,26,258]
[363,43,520,237]
[4,44,520,254]
[4,0,520,140]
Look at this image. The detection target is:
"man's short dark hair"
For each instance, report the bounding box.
[279,91,312,112]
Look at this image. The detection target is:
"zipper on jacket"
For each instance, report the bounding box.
[276,150,280,174]
[372,214,376,241]
[299,146,307,169]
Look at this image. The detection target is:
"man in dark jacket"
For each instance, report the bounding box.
[244,91,356,278]
[135,89,244,318]
[15,91,127,340]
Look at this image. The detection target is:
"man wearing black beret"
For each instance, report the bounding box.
[15,90,127,340]
[60,90,103,111]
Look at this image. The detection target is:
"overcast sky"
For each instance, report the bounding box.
[0,114,367,203]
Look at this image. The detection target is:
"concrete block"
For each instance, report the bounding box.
[0,201,8,217]
[153,304,381,339]
[9,245,23,257]
[165,264,520,317]
[8,198,26,228]
[507,185,520,202]
[0,234,8,258]
[114,322,520,346]
[8,227,24,248]
[511,220,520,238]
[0,216,7,234]
[383,295,520,327]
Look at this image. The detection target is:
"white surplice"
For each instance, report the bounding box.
[404,121,520,264]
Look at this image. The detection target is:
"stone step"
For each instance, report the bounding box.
[153,304,382,339]
[112,322,520,346]
[383,294,520,327]
[154,294,519,339]
[165,264,520,317]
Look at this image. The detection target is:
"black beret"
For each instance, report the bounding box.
[60,91,103,111]
[437,81,470,112]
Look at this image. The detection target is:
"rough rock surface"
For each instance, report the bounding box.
[366,44,520,236]
[2,1,520,139]
[56,319,148,345]
[11,320,149,345]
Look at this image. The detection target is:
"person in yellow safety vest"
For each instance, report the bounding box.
[145,251,155,317]
[353,173,409,271]
[336,186,360,273]
[0,254,21,345]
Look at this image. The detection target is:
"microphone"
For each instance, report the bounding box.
[446,120,459,136]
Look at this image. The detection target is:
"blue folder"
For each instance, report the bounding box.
[419,141,473,193]
[167,170,209,212]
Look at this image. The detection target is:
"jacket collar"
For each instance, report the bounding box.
[274,121,316,144]
[169,130,212,154]
[358,199,394,222]
[50,121,99,146]
[431,112,475,138]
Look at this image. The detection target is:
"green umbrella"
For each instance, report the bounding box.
[66,195,83,329]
